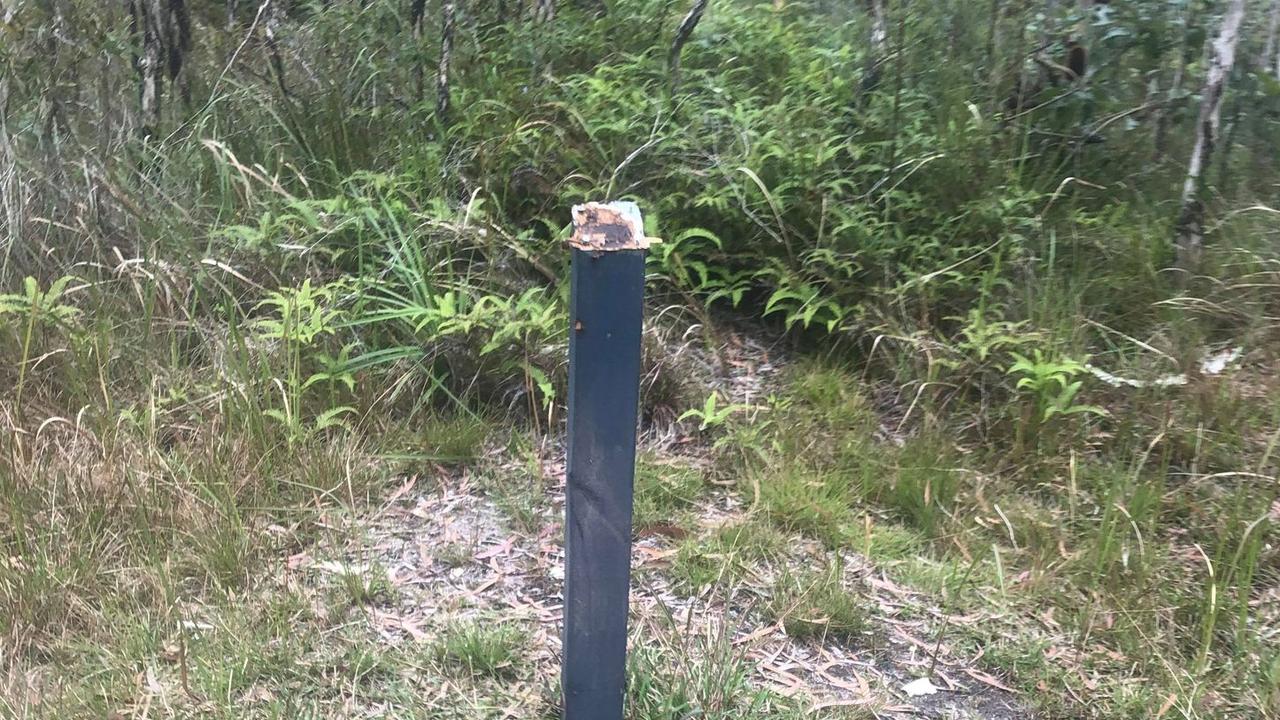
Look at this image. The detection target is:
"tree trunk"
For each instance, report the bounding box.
[0,76,11,165]
[1264,0,1280,76]
[534,0,554,22]
[983,0,1001,109]
[128,0,165,138]
[884,10,906,205]
[862,0,889,92]
[1175,0,1246,273]
[166,0,192,107]
[264,0,290,100]
[412,0,427,101]
[437,0,457,122]
[0,73,17,276]
[667,0,709,94]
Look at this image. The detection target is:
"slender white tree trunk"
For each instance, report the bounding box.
[983,0,1002,109]
[129,0,165,138]
[0,74,19,276]
[1264,0,1280,76]
[437,0,457,122]
[1175,0,1246,272]
[864,0,888,91]
[868,0,888,57]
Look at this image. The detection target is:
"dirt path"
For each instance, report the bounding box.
[321,477,1030,718]
[291,327,1036,718]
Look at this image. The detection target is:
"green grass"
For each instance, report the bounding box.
[334,561,398,608]
[626,626,803,720]
[632,455,706,530]
[431,621,529,679]
[757,468,856,547]
[708,361,1280,716]
[3,313,1276,718]
[669,520,787,592]
[768,564,868,643]
[854,520,927,562]
[418,414,494,462]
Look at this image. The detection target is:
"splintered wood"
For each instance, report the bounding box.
[568,201,655,252]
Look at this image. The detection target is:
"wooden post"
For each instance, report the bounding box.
[561,202,650,720]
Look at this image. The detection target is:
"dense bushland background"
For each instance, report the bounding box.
[1,0,1279,718]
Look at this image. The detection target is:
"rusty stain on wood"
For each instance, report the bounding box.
[569,201,657,251]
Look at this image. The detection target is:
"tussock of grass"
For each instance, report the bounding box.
[768,564,868,643]
[869,438,961,539]
[669,520,787,592]
[633,456,705,530]
[757,468,856,547]
[418,413,494,462]
[790,366,876,432]
[335,562,397,608]
[626,627,801,720]
[431,621,528,679]
[855,520,927,562]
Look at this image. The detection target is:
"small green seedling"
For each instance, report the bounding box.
[678,392,746,430]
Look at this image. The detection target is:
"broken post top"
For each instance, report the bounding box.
[569,201,656,251]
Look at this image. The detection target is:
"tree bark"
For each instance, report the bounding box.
[166,0,192,107]
[263,0,290,100]
[437,0,457,122]
[411,0,427,101]
[884,10,906,204]
[0,73,16,271]
[667,0,708,94]
[0,75,11,160]
[127,0,166,138]
[983,0,1002,109]
[863,0,889,92]
[1175,0,1246,273]
[1264,0,1280,76]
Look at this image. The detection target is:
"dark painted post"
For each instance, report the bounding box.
[562,202,651,720]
